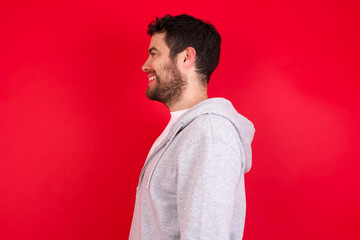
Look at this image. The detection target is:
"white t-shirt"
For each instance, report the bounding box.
[148,109,188,157]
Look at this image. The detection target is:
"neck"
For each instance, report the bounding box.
[167,90,208,112]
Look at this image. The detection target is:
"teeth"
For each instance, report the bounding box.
[149,76,156,81]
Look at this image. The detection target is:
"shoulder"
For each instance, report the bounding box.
[176,113,240,151]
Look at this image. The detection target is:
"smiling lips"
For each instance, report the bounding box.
[147,73,156,82]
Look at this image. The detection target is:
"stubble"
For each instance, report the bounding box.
[146,60,187,106]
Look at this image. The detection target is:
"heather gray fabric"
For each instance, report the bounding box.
[129,98,255,240]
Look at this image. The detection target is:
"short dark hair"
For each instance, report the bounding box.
[147,14,221,84]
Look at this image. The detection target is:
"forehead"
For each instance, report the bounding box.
[148,32,170,53]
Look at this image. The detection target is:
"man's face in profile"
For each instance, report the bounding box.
[142,32,186,105]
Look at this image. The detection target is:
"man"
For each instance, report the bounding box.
[129,14,255,240]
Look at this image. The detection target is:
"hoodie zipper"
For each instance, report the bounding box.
[136,143,167,193]
[146,123,184,189]
[137,122,184,192]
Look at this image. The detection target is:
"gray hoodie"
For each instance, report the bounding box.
[129,98,255,240]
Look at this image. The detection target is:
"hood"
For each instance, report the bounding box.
[167,98,255,173]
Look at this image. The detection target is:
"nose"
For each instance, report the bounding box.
[142,58,150,72]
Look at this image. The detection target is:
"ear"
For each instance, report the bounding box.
[181,47,196,69]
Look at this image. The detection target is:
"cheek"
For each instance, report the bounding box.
[154,63,165,75]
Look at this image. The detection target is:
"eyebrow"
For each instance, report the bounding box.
[148,47,160,54]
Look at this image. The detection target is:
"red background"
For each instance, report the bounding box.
[1,0,359,239]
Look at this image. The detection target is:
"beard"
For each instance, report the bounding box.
[146,60,187,106]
